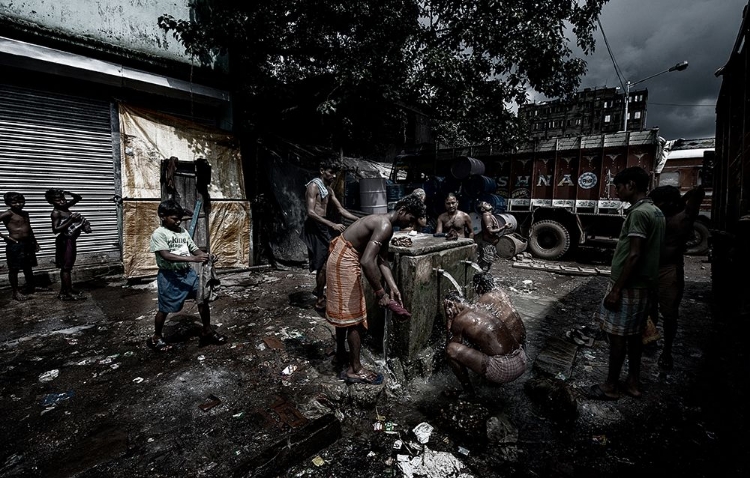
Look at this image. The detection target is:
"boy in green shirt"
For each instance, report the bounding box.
[148,199,227,351]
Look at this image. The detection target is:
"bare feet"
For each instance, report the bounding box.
[623,377,642,399]
[12,292,28,302]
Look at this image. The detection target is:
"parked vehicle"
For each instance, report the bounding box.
[389,129,710,259]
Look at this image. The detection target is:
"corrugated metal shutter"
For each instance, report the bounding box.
[0,84,119,271]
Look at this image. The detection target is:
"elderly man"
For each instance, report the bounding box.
[443,274,527,396]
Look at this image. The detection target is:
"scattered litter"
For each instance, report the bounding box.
[393,439,403,450]
[198,394,221,412]
[555,372,567,381]
[147,438,154,443]
[384,422,397,434]
[373,422,384,432]
[38,369,59,383]
[367,451,376,458]
[132,377,144,384]
[592,435,608,446]
[197,355,206,362]
[256,343,267,352]
[66,338,78,345]
[40,390,75,407]
[123,351,135,357]
[522,280,533,286]
[110,363,120,370]
[311,456,325,467]
[457,446,470,456]
[232,412,244,419]
[281,364,297,375]
[413,422,434,444]
[397,446,468,478]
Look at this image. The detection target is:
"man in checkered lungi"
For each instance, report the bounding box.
[443,290,527,397]
[590,167,665,400]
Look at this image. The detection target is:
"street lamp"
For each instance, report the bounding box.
[623,61,688,131]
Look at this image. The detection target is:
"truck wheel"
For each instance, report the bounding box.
[685,221,710,255]
[529,220,571,260]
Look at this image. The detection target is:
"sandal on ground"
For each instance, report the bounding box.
[199,331,228,347]
[339,368,384,385]
[587,384,620,401]
[147,337,172,352]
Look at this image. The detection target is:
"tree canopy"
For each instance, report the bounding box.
[159,0,608,153]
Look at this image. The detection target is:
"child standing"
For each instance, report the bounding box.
[45,189,92,301]
[1,192,40,301]
[148,199,227,351]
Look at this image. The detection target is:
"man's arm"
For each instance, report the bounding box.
[604,236,645,310]
[377,246,402,304]
[683,185,705,220]
[435,214,445,233]
[50,209,79,234]
[0,211,15,243]
[462,213,474,239]
[329,190,358,221]
[65,191,82,207]
[483,213,501,234]
[359,221,393,306]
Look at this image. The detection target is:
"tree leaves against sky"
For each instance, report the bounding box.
[159,0,607,152]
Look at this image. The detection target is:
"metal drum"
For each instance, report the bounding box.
[496,233,527,258]
[359,178,388,214]
[451,156,486,180]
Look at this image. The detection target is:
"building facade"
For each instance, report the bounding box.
[519,87,648,140]
[0,1,251,281]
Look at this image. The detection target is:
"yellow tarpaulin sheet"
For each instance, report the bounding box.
[119,104,245,199]
[118,104,252,278]
[123,200,252,278]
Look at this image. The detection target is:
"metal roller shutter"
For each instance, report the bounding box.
[0,84,119,272]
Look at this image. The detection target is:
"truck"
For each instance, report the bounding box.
[711,0,750,318]
[390,129,710,259]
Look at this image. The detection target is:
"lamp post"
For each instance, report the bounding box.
[623,61,688,131]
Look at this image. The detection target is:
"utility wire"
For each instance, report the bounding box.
[650,102,716,107]
[597,17,627,92]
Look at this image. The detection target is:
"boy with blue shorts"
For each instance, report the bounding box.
[148,199,227,351]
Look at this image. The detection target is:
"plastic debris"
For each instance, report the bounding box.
[384,422,397,434]
[232,412,244,419]
[393,439,403,450]
[311,456,325,467]
[367,451,376,458]
[38,369,59,383]
[373,422,384,432]
[197,355,206,362]
[40,390,75,407]
[413,422,434,444]
[198,394,221,412]
[132,377,144,384]
[592,435,608,446]
[397,446,468,478]
[281,364,297,375]
[457,446,470,456]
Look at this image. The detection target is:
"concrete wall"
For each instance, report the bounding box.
[0,0,195,64]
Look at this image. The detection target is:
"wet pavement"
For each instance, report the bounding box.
[0,254,746,477]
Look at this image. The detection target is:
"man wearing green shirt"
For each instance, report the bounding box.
[590,167,665,400]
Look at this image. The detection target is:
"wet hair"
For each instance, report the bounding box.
[157,199,184,218]
[613,167,650,192]
[410,188,426,201]
[473,272,496,295]
[445,192,458,201]
[648,185,682,215]
[44,188,64,205]
[478,201,493,212]
[4,192,24,206]
[395,194,427,219]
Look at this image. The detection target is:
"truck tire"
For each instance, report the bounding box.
[685,221,710,255]
[529,220,571,260]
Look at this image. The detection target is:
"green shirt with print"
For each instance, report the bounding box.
[149,226,199,271]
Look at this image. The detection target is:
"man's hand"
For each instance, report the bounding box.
[391,288,402,305]
[193,252,210,263]
[603,288,621,311]
[1,235,18,244]
[332,223,346,233]
[377,293,391,307]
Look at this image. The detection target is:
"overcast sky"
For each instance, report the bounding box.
[541,0,747,140]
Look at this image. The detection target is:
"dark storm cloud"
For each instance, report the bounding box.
[576,0,747,140]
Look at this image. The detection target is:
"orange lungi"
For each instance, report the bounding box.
[325,236,368,328]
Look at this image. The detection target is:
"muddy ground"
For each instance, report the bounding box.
[0,251,746,478]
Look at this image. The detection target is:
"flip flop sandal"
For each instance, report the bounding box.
[199,331,228,347]
[147,337,172,352]
[339,369,384,385]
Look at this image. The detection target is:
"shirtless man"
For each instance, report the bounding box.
[472,272,526,345]
[325,195,426,384]
[443,285,527,396]
[0,192,40,301]
[475,201,511,270]
[300,160,358,311]
[400,188,427,233]
[436,193,473,239]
